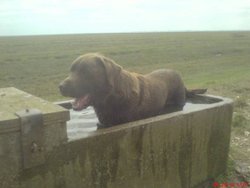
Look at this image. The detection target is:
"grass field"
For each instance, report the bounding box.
[1,31,250,181]
[1,32,250,101]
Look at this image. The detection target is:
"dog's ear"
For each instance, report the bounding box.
[98,55,139,99]
[98,55,122,93]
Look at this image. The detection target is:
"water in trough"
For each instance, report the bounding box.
[65,95,222,140]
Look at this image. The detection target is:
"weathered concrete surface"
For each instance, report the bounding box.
[0,87,69,188]
[0,88,233,188]
[21,99,233,188]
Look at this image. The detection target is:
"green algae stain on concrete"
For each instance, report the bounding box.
[178,117,193,188]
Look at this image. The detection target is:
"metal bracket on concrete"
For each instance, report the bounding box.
[15,109,45,169]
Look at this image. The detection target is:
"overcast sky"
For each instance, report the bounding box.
[0,0,250,36]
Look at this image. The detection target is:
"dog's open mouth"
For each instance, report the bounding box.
[72,95,91,111]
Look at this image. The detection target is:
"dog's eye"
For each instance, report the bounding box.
[71,62,87,72]
[71,62,91,78]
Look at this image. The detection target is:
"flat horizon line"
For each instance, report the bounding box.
[0,30,249,37]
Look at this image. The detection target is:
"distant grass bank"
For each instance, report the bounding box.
[1,31,250,101]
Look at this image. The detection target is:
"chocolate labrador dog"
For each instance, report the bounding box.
[59,53,206,127]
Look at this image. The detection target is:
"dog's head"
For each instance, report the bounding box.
[59,53,123,110]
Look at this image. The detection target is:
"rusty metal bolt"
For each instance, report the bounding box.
[38,146,44,152]
[31,142,38,153]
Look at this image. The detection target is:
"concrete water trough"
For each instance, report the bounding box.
[0,87,233,188]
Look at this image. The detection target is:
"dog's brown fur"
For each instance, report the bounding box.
[59,53,203,127]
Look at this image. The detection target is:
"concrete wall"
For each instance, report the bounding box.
[0,88,69,188]
[0,88,233,188]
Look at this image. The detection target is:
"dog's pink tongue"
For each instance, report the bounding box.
[72,95,90,111]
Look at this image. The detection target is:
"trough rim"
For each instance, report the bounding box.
[65,94,233,141]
